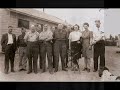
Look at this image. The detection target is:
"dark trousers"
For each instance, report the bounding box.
[27,42,39,73]
[40,42,53,72]
[38,42,42,69]
[54,40,67,71]
[52,44,55,68]
[4,44,15,72]
[94,40,105,71]
[66,40,69,67]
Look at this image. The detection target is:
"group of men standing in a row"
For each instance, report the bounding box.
[1,20,105,77]
[1,23,69,74]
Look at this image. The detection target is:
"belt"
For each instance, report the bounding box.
[56,39,66,41]
[7,44,13,45]
[42,40,52,44]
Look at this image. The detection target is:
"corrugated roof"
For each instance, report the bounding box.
[8,8,66,25]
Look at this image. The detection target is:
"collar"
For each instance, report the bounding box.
[8,33,12,35]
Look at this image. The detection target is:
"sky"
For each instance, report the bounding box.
[36,8,120,38]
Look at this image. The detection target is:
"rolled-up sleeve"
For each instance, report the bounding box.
[24,32,29,42]
[48,31,53,40]
[68,33,72,40]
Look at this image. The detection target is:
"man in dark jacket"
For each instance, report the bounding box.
[17,27,27,71]
[1,26,17,74]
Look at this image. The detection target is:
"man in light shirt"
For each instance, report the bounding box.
[1,26,17,74]
[92,20,105,76]
[35,24,43,70]
[24,25,39,74]
[39,24,53,74]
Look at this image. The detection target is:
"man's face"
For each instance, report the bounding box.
[67,26,71,30]
[58,24,63,30]
[8,27,13,34]
[44,25,48,31]
[95,21,101,28]
[31,27,36,33]
[36,25,41,32]
[52,27,55,31]
[21,28,26,33]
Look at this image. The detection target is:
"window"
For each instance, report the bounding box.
[18,19,29,29]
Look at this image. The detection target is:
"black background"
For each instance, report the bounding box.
[0,0,120,90]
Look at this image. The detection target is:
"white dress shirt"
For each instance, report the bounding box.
[7,33,13,44]
[93,26,105,43]
[24,31,39,42]
[69,31,82,42]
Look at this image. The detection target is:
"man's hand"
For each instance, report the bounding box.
[77,41,80,44]
[91,40,97,45]
[88,45,92,50]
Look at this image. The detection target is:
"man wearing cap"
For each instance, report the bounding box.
[24,25,39,74]
[35,23,43,70]
[53,24,68,72]
[92,20,105,75]
[39,24,53,74]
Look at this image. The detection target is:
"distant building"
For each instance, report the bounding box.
[0,8,66,52]
[117,34,120,47]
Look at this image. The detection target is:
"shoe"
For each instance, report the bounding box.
[34,72,38,74]
[87,68,90,72]
[41,70,45,73]
[11,70,15,72]
[27,71,32,74]
[49,69,53,74]
[19,69,22,71]
[75,68,78,71]
[19,69,23,71]
[23,69,27,71]
[4,71,8,74]
[82,68,87,71]
[49,71,54,74]
[54,69,58,72]
[93,69,97,72]
[65,65,68,68]
[62,68,68,71]
[71,68,74,71]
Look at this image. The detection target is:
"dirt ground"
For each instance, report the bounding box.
[0,46,120,81]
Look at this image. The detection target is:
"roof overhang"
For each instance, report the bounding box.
[7,8,66,25]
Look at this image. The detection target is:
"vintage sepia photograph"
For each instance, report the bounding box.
[0,8,119,81]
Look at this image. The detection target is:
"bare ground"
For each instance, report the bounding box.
[0,46,120,82]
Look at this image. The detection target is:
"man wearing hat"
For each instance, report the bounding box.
[92,20,105,75]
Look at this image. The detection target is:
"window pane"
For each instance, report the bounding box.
[18,19,29,29]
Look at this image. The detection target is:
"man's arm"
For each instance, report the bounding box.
[45,31,53,41]
[17,36,20,48]
[24,32,29,42]
[92,31,105,45]
[1,34,6,52]
[1,34,5,46]
[13,34,17,51]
